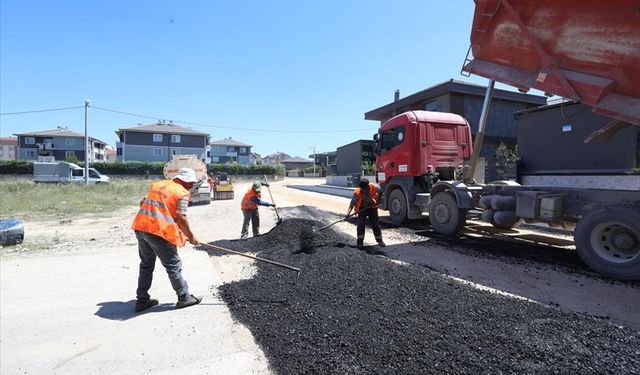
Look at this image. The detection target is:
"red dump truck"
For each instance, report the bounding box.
[375,0,640,279]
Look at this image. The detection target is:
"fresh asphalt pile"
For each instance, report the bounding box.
[212,219,640,374]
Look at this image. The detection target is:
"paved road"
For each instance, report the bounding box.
[1,177,638,375]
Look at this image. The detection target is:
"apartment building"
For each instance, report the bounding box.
[116,121,210,162]
[14,127,107,162]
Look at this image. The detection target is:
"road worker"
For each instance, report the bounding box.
[240,181,275,239]
[346,178,385,249]
[131,167,202,312]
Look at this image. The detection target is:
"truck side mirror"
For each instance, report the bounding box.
[373,133,379,142]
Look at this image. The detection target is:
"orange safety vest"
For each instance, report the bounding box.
[241,188,260,210]
[131,180,190,247]
[354,184,379,212]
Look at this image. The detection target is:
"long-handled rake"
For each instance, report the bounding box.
[263,175,282,225]
[200,242,300,276]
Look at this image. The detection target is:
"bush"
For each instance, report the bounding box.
[0,160,33,174]
[0,160,285,176]
[207,163,284,176]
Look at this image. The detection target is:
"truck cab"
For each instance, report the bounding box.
[71,167,111,184]
[374,110,473,224]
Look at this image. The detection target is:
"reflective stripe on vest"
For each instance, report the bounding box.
[354,184,379,212]
[241,188,260,210]
[131,180,190,247]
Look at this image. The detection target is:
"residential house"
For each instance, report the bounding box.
[0,137,18,160]
[105,145,117,162]
[209,138,252,165]
[364,80,546,166]
[116,121,209,162]
[281,156,313,176]
[262,151,291,165]
[14,127,107,162]
[336,140,375,175]
[308,151,337,175]
[250,152,262,164]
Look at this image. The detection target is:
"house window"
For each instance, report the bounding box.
[65,151,76,158]
[65,138,75,146]
[227,147,235,153]
[424,100,439,112]
[153,148,162,156]
[239,147,247,153]
[171,135,181,143]
[212,146,224,154]
[26,150,36,157]
[25,137,35,145]
[211,156,219,162]
[153,134,163,142]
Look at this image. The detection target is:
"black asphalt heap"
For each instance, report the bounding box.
[215,219,640,375]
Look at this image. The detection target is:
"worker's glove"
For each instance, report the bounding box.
[189,237,200,246]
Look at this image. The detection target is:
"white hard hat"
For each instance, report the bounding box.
[174,168,198,183]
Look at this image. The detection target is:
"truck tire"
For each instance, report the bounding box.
[574,207,640,280]
[388,189,407,225]
[428,192,467,235]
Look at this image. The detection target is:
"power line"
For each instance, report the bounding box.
[0,106,84,116]
[90,105,374,134]
[1,103,376,134]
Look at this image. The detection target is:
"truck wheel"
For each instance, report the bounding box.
[428,192,467,235]
[388,189,407,225]
[575,208,640,280]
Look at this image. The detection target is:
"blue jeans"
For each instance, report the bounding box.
[135,231,190,303]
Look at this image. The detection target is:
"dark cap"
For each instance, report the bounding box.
[358,178,369,189]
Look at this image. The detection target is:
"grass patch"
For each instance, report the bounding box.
[0,178,150,221]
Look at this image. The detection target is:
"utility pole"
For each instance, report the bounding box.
[312,146,316,177]
[84,99,90,185]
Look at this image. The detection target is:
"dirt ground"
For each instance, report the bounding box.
[1,177,639,374]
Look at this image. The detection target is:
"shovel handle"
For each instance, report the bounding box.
[263,175,281,221]
[317,205,372,232]
[200,242,300,274]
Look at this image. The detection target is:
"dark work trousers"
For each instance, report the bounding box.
[357,208,383,243]
[241,209,260,238]
[135,231,190,303]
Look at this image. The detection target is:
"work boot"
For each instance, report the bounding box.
[377,240,386,247]
[135,298,158,313]
[357,240,364,249]
[176,294,202,309]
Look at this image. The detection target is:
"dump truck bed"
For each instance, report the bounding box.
[462,0,640,126]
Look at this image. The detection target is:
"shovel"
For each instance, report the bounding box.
[200,242,300,276]
[263,175,282,225]
[299,206,372,252]
[313,205,371,232]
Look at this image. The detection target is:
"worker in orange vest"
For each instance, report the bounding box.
[240,181,275,239]
[131,167,202,312]
[346,178,385,249]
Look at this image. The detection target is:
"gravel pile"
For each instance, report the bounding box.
[214,219,640,374]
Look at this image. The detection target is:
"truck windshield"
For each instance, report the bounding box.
[89,169,101,178]
[380,126,405,154]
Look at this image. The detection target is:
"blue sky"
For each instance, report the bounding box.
[1,1,499,158]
